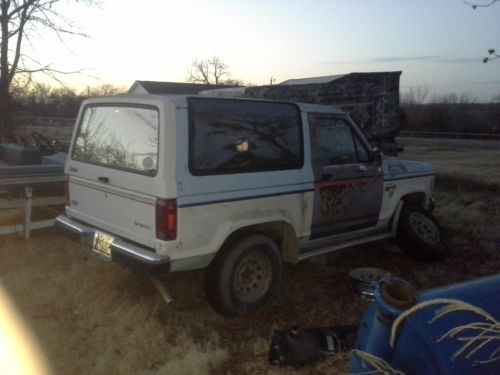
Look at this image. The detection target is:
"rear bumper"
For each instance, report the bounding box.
[55,215,170,275]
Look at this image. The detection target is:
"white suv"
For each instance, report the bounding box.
[56,95,447,317]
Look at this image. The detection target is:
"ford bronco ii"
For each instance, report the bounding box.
[56,95,448,317]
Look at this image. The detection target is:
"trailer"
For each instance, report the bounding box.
[0,147,66,239]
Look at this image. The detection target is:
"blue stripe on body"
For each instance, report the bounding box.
[384,173,435,182]
[178,188,314,208]
[178,173,433,208]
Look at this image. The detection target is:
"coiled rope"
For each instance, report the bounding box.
[351,349,405,375]
[389,298,500,365]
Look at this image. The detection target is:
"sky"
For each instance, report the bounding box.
[27,0,500,101]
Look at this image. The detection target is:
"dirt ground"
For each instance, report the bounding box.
[0,137,499,374]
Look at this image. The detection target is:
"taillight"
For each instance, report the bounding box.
[156,199,177,241]
[64,179,70,206]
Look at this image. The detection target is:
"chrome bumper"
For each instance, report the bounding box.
[55,215,170,275]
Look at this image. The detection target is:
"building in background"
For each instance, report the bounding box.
[129,72,403,153]
[245,72,402,147]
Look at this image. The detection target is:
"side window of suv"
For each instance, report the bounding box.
[354,136,370,163]
[188,98,303,175]
[308,114,370,165]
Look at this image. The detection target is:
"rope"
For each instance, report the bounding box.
[389,298,500,365]
[351,349,406,375]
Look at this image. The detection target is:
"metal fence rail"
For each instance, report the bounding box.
[12,116,75,142]
[12,116,75,128]
[0,174,65,239]
[0,191,65,238]
[399,130,500,140]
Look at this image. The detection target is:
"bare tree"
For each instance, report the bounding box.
[83,83,126,97]
[187,56,229,85]
[222,78,245,86]
[0,0,98,137]
[401,86,431,105]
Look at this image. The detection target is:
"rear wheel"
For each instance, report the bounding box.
[396,206,448,261]
[204,234,282,317]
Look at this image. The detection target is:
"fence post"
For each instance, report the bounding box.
[24,186,33,239]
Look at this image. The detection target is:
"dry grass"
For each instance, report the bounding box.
[0,233,228,374]
[398,137,500,188]
[0,206,63,226]
[0,137,498,374]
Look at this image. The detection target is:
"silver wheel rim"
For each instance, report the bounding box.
[409,212,440,245]
[234,249,273,305]
[348,267,391,301]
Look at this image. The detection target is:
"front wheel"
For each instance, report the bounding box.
[396,206,449,261]
[204,234,282,317]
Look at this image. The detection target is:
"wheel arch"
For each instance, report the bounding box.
[389,192,429,234]
[217,221,300,265]
[401,191,428,208]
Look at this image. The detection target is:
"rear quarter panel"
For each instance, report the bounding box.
[163,107,315,266]
[380,159,435,222]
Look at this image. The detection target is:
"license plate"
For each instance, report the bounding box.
[92,232,114,259]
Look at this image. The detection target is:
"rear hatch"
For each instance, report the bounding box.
[65,99,170,249]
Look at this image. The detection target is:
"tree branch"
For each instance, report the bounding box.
[1,0,97,95]
[464,0,499,62]
[7,0,35,19]
[464,0,499,9]
[483,48,500,63]
[8,0,29,83]
[16,64,83,75]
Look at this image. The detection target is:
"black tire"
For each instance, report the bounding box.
[396,206,448,261]
[204,234,282,317]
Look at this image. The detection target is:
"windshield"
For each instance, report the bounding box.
[72,105,159,175]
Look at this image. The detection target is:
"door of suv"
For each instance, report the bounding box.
[308,113,383,239]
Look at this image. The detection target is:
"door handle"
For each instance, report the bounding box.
[358,165,369,172]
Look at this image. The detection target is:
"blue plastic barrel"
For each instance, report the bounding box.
[352,274,500,374]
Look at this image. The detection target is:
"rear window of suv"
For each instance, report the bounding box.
[188,98,303,175]
[72,105,159,176]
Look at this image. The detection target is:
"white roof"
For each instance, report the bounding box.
[198,87,247,98]
[279,74,346,86]
[81,95,346,114]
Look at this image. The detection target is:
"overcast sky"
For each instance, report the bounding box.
[31,0,500,101]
